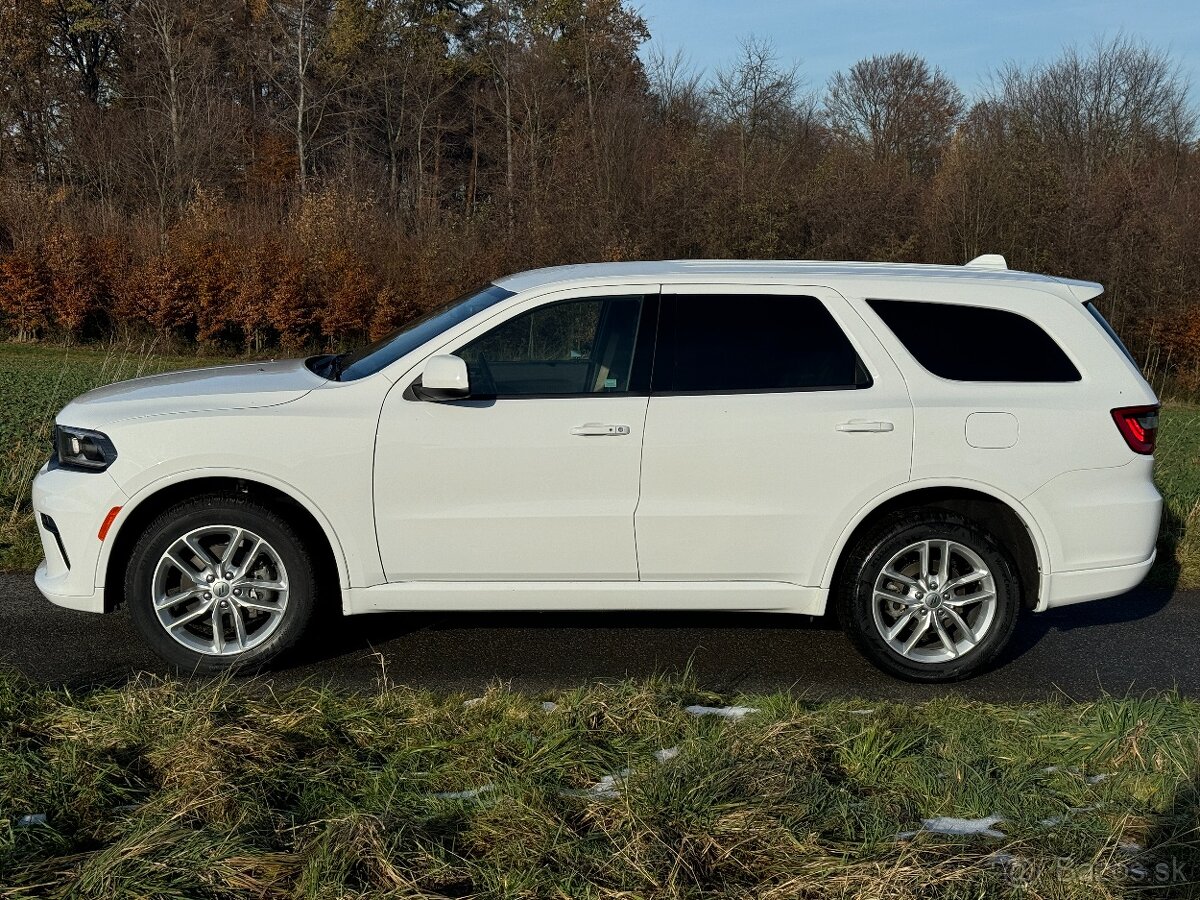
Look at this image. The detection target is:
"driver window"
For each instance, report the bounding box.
[458,296,643,396]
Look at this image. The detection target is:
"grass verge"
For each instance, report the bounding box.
[0,671,1198,898]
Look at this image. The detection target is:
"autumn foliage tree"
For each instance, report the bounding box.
[0,5,1196,390]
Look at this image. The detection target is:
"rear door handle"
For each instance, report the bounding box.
[836,420,894,433]
[571,423,631,436]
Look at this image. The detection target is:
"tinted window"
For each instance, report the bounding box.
[338,283,514,381]
[867,299,1081,382]
[458,296,644,395]
[1085,300,1138,367]
[652,294,870,393]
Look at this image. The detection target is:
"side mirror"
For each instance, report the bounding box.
[416,354,470,401]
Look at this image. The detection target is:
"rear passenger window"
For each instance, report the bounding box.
[867,299,1081,382]
[652,294,871,393]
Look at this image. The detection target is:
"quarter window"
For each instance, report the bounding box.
[652,294,871,393]
[867,299,1081,382]
[458,296,645,396]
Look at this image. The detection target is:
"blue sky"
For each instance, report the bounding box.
[634,1,1200,99]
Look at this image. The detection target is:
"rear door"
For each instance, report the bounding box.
[634,284,914,587]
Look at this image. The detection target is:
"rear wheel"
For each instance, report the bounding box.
[835,509,1021,681]
[126,494,317,673]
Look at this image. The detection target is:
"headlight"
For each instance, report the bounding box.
[54,425,118,471]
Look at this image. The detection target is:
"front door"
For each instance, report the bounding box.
[635,285,914,587]
[373,288,657,582]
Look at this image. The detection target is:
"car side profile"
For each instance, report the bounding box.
[32,256,1162,681]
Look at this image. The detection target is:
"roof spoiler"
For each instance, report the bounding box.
[965,254,1008,270]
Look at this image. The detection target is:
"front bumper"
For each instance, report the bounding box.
[31,461,127,613]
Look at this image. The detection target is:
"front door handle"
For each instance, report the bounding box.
[836,420,895,433]
[571,423,631,436]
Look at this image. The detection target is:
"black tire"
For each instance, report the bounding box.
[125,493,318,674]
[835,509,1021,682]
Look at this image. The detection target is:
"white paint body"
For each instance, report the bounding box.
[32,260,1161,619]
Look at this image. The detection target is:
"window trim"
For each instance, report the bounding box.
[865,297,1083,384]
[648,292,874,396]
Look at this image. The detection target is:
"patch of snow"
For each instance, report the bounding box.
[915,815,1006,838]
[849,708,875,715]
[1118,842,1143,856]
[654,747,680,763]
[1087,773,1111,784]
[1039,816,1064,827]
[434,784,495,800]
[895,830,918,841]
[462,697,484,708]
[685,704,759,719]
[15,814,47,827]
[988,852,1017,867]
[541,701,558,712]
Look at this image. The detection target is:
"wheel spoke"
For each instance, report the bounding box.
[182,535,219,571]
[237,579,287,593]
[220,527,244,569]
[235,596,284,614]
[945,590,994,608]
[165,548,202,578]
[942,606,977,645]
[230,607,248,650]
[875,587,920,606]
[936,540,951,584]
[902,614,932,654]
[882,568,920,590]
[166,600,214,630]
[944,569,984,592]
[210,604,225,654]
[233,537,263,580]
[886,609,917,641]
[917,541,931,578]
[932,613,958,657]
[155,586,204,609]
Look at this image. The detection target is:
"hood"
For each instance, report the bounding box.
[58,359,326,429]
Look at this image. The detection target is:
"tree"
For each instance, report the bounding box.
[825,52,963,175]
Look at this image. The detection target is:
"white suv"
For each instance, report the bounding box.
[32,257,1162,680]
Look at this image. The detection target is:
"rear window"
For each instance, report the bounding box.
[1085,300,1138,367]
[867,299,1081,382]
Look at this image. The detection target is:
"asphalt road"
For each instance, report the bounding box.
[1,572,1196,700]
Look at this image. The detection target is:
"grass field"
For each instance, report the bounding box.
[0,672,1198,898]
[0,343,237,572]
[3,340,1200,587]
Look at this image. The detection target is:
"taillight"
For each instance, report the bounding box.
[1111,405,1159,455]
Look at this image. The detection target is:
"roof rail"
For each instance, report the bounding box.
[965,254,1008,270]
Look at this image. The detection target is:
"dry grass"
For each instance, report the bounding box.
[1,671,1199,897]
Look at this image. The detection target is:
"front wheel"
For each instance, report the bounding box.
[126,494,317,673]
[835,510,1021,681]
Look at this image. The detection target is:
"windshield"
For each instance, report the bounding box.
[333,284,514,381]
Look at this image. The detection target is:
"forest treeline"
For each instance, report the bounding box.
[0,1,1198,384]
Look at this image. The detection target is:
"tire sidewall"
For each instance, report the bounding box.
[838,513,1020,682]
[126,497,315,673]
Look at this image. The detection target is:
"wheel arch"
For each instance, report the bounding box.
[823,481,1048,611]
[101,471,349,613]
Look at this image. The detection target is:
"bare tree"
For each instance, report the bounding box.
[825,52,963,175]
[991,34,1196,175]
